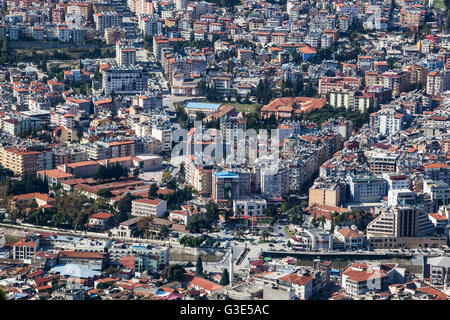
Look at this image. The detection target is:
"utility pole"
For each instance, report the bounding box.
[229,246,234,288]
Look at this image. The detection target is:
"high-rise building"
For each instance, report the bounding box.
[116,41,137,67]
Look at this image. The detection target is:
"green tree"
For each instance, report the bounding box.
[114,193,141,224]
[133,168,140,178]
[137,216,154,239]
[96,188,113,198]
[148,183,159,199]
[160,225,169,239]
[162,170,172,183]
[0,285,6,300]
[196,256,203,275]
[261,228,271,241]
[220,268,230,286]
[161,264,185,282]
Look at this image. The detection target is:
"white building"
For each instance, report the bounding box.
[102,65,149,95]
[131,198,167,217]
[233,199,267,217]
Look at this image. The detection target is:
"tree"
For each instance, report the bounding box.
[148,183,159,199]
[114,193,141,224]
[53,191,86,228]
[196,256,203,275]
[96,188,113,198]
[137,216,154,239]
[162,170,172,183]
[0,285,6,300]
[96,282,113,290]
[161,264,185,282]
[74,209,90,231]
[133,168,140,179]
[177,162,186,183]
[93,163,128,181]
[160,225,169,239]
[261,228,271,241]
[220,268,230,286]
[255,78,273,105]
[166,178,177,191]
[281,201,289,213]
[6,175,49,195]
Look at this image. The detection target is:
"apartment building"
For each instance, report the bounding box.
[426,71,450,97]
[102,66,149,95]
[116,41,137,67]
[0,147,41,175]
[368,152,398,175]
[107,140,135,158]
[402,64,428,88]
[423,180,450,212]
[341,263,388,298]
[347,176,388,203]
[328,89,375,112]
[380,71,410,96]
[318,77,360,96]
[308,180,346,207]
[95,11,122,33]
[185,159,213,195]
[13,235,40,261]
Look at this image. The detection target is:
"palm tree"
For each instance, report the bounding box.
[261,229,270,241]
[318,216,326,229]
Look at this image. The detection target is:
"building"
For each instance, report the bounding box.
[58,250,107,271]
[368,152,398,175]
[13,235,40,261]
[341,263,389,298]
[388,189,416,207]
[380,71,410,96]
[366,205,439,249]
[333,226,365,250]
[318,77,360,96]
[428,213,448,233]
[102,66,148,95]
[260,97,327,119]
[423,256,450,287]
[0,148,41,175]
[426,71,450,97]
[116,41,137,67]
[328,89,375,113]
[278,271,313,300]
[131,198,167,217]
[309,180,345,207]
[233,199,267,218]
[87,212,114,229]
[184,102,221,117]
[347,176,388,203]
[111,217,141,238]
[107,140,135,158]
[95,11,122,33]
[423,180,450,212]
[212,171,241,204]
